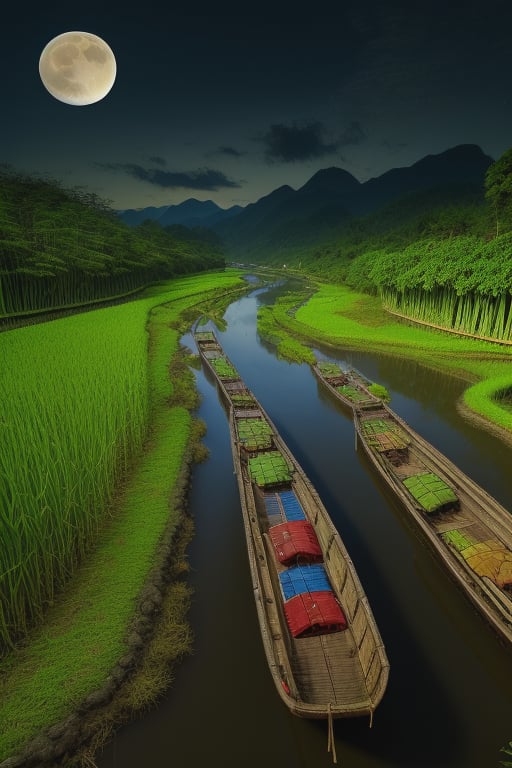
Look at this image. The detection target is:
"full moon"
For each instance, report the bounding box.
[39,31,116,106]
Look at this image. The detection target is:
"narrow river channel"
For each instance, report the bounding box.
[95,278,512,768]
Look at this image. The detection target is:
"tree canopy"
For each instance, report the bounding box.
[484,147,512,237]
[0,169,225,315]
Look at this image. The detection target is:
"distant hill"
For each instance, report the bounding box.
[211,144,494,261]
[359,144,493,212]
[117,145,494,264]
[117,197,242,228]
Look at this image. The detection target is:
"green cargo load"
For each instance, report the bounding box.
[442,529,475,551]
[231,393,256,407]
[237,418,273,450]
[337,385,372,403]
[403,472,458,514]
[318,361,343,377]
[210,356,238,379]
[248,451,293,487]
[362,419,408,451]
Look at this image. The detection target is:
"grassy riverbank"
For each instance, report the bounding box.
[258,282,512,440]
[0,270,247,766]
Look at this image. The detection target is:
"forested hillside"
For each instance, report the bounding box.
[0,169,225,316]
[258,149,512,342]
[212,144,493,266]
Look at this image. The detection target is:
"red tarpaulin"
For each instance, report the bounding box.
[269,520,322,565]
[284,591,347,638]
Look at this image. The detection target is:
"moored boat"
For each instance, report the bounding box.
[194,330,390,722]
[313,358,512,646]
[312,360,382,412]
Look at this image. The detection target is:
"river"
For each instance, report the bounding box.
[95,278,512,768]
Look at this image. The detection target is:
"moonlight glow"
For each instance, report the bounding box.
[39,31,116,106]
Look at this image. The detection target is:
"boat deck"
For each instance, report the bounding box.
[291,631,370,708]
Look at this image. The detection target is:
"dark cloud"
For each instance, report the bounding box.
[339,121,367,147]
[215,146,246,158]
[259,122,339,163]
[148,156,166,166]
[98,163,241,190]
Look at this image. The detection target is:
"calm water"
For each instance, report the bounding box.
[96,280,512,768]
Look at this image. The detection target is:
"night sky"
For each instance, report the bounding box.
[3,1,512,211]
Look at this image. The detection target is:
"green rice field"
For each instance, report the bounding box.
[1,301,151,650]
[0,269,245,761]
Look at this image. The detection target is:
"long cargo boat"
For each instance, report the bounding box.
[313,358,512,647]
[194,330,390,723]
[312,360,382,412]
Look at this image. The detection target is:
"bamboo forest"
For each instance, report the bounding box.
[0,167,225,316]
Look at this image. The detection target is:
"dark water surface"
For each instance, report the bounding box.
[96,280,512,768]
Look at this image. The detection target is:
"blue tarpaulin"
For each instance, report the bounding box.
[279,563,331,601]
[279,490,306,521]
[263,490,306,524]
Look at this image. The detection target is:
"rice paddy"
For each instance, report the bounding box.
[0,269,246,762]
[1,302,151,651]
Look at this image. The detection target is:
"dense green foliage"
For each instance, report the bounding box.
[236,184,491,280]
[500,740,512,767]
[1,304,150,651]
[0,272,243,655]
[350,234,512,340]
[485,148,512,237]
[242,151,512,342]
[0,169,225,315]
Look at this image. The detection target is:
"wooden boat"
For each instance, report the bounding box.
[314,358,512,647]
[312,360,382,412]
[194,330,390,722]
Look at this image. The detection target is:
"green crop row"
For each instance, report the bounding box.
[0,271,244,654]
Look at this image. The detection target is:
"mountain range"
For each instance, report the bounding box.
[118,197,243,228]
[117,144,494,261]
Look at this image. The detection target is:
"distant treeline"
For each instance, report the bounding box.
[267,149,512,341]
[345,234,512,340]
[0,168,225,316]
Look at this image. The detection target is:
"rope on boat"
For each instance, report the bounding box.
[327,702,337,764]
[369,706,374,728]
